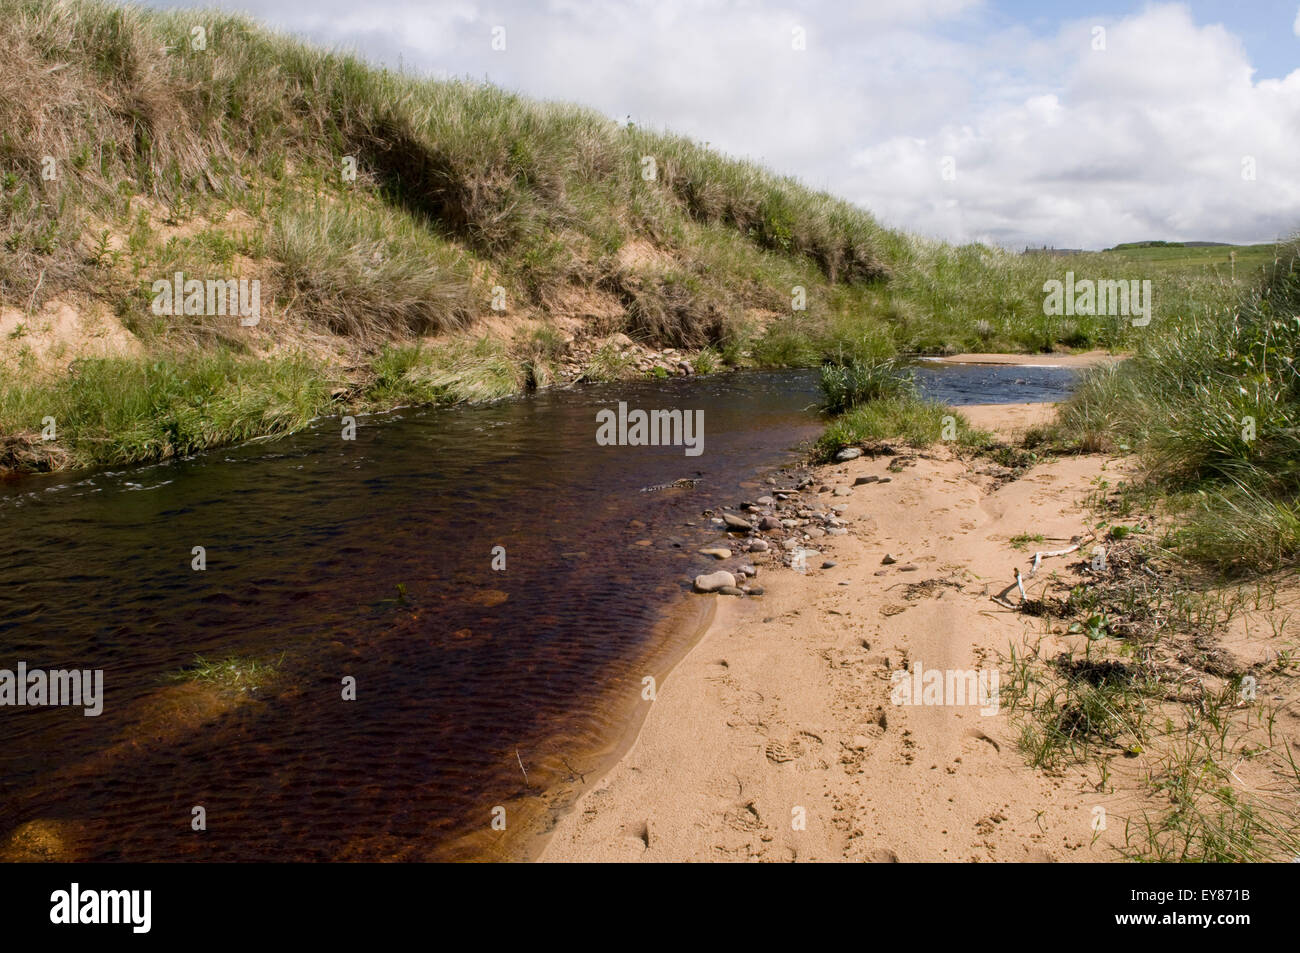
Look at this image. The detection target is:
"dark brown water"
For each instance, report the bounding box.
[0,364,1076,861]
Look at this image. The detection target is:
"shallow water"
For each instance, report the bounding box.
[0,363,1077,860]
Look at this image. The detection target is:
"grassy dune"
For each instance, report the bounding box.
[0,0,1272,471]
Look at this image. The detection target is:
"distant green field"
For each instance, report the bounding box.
[1089,242,1284,278]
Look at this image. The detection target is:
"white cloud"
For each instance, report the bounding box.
[847,5,1300,247]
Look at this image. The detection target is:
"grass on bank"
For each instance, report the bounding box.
[813,354,993,455]
[0,0,1280,473]
[0,350,335,469]
[1055,240,1300,573]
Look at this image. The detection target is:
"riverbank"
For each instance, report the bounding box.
[539,399,1300,862]
[3,1,1260,476]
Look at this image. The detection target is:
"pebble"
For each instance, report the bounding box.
[699,547,731,559]
[899,564,919,572]
[835,448,863,461]
[821,560,837,569]
[881,554,898,565]
[756,496,776,506]
[748,539,770,552]
[782,538,801,551]
[717,586,745,596]
[854,475,879,486]
[827,527,848,536]
[758,516,782,531]
[833,486,853,497]
[694,570,737,592]
[722,513,753,532]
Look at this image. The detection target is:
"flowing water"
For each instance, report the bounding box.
[0,363,1077,861]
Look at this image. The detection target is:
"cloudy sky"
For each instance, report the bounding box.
[146,0,1300,250]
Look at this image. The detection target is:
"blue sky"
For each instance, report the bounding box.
[145,0,1300,249]
[982,0,1298,79]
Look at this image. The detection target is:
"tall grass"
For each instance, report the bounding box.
[1058,240,1300,572]
[0,350,334,468]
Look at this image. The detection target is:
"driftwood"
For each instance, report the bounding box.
[990,535,1095,608]
[1028,543,1081,576]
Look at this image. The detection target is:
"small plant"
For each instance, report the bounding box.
[693,347,719,375]
[818,357,913,413]
[167,654,283,694]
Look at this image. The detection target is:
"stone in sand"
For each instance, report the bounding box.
[694,571,737,593]
[854,475,880,486]
[835,448,863,461]
[881,553,898,565]
[833,486,853,497]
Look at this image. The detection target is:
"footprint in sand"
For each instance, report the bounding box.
[764,730,826,769]
[724,800,764,833]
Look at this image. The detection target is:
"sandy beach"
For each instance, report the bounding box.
[540,400,1130,862]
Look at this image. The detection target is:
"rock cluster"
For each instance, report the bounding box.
[691,469,866,596]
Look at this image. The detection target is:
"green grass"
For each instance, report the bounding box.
[1056,240,1300,573]
[1010,533,1046,550]
[0,350,335,469]
[166,654,283,694]
[816,396,990,454]
[818,356,912,414]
